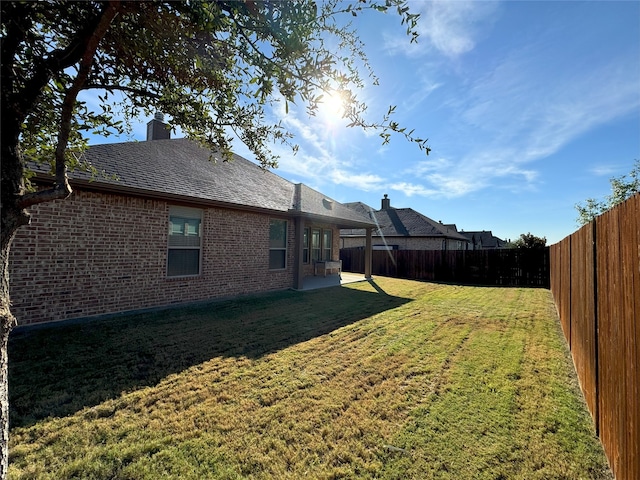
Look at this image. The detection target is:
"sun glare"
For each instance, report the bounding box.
[318,90,346,124]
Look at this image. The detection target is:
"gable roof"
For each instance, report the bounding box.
[341,204,468,241]
[459,230,507,248]
[376,208,468,240]
[32,138,374,228]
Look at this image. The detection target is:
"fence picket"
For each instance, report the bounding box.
[340,248,550,288]
[550,192,639,480]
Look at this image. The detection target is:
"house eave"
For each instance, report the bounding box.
[31,175,375,227]
[31,174,293,218]
[290,210,376,229]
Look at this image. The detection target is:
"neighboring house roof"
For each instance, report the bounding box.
[341,200,468,241]
[459,231,507,248]
[32,138,375,228]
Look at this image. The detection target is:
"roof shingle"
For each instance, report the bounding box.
[33,138,374,227]
[342,204,468,241]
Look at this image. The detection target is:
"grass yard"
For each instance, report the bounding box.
[8,277,611,479]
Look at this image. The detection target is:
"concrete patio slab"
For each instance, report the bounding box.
[298,272,368,291]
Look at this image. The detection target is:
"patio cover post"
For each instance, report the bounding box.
[365,227,372,279]
[294,217,305,289]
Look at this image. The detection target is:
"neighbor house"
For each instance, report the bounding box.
[458,230,508,250]
[9,116,375,325]
[340,195,470,251]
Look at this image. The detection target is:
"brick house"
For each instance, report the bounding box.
[9,118,375,325]
[340,195,470,251]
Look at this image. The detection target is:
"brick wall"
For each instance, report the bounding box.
[9,189,296,325]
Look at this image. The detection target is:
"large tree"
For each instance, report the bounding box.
[0,0,428,475]
[512,232,547,250]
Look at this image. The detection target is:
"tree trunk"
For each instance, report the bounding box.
[1,127,30,479]
[0,215,23,479]
[0,287,14,480]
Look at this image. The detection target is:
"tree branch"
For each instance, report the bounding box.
[83,83,161,99]
[17,1,123,210]
[17,185,73,209]
[11,2,121,128]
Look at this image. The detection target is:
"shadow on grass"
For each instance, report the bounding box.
[9,281,410,428]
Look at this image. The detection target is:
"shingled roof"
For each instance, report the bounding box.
[293,184,378,228]
[459,231,507,249]
[341,201,468,241]
[32,138,374,228]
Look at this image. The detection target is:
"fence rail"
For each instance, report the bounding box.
[340,248,549,287]
[550,192,639,480]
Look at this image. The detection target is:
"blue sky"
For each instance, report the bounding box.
[90,1,640,245]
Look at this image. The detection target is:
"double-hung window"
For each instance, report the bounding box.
[167,206,202,277]
[269,219,287,269]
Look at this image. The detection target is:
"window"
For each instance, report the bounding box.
[309,227,333,263]
[311,228,321,262]
[303,228,310,264]
[269,219,287,269]
[323,229,332,261]
[168,206,202,277]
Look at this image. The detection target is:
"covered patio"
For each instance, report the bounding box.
[290,184,375,291]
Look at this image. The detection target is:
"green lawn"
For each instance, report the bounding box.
[8,277,611,479]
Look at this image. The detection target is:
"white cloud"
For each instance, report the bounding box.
[406,44,640,199]
[589,164,632,177]
[384,1,500,59]
[401,78,443,112]
[330,169,385,191]
[389,182,439,197]
[459,43,640,153]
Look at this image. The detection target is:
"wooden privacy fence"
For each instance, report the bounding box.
[550,192,639,480]
[340,248,549,287]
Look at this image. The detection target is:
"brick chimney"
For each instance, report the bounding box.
[146,112,171,141]
[381,194,391,210]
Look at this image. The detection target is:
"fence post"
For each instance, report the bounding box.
[364,228,372,279]
[567,235,572,347]
[592,219,600,437]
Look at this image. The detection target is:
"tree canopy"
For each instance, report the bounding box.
[512,233,547,250]
[575,160,640,226]
[3,0,428,205]
[0,1,429,476]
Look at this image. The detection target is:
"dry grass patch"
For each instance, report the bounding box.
[8,278,611,479]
